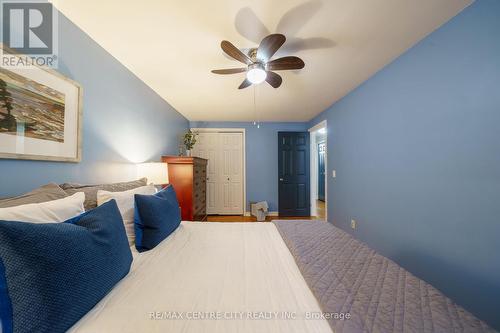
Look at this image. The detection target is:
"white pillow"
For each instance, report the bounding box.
[97,185,157,245]
[0,192,85,223]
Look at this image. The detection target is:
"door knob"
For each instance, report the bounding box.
[279,178,284,181]
[227,177,230,181]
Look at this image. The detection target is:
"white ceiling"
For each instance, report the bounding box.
[52,0,472,122]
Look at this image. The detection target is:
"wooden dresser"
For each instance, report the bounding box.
[161,156,207,221]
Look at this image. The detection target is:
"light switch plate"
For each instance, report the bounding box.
[332,170,336,178]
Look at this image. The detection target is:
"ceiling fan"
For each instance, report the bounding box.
[211,34,305,89]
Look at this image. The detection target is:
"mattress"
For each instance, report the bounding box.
[69,222,332,333]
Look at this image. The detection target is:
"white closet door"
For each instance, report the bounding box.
[192,133,219,214]
[218,133,243,214]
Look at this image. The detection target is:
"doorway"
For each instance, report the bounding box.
[278,132,310,217]
[309,121,327,220]
[318,142,326,201]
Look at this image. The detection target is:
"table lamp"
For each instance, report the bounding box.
[137,162,169,188]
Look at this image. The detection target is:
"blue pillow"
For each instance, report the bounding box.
[134,185,181,252]
[0,200,132,333]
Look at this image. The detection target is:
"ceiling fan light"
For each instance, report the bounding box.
[247,67,267,84]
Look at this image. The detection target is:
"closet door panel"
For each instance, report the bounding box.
[193,133,219,214]
[230,134,243,213]
[207,182,217,213]
[219,136,231,213]
[219,133,243,214]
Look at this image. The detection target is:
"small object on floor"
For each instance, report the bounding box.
[250,201,269,221]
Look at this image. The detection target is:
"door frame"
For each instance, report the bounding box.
[317,141,326,201]
[308,120,328,220]
[190,127,247,216]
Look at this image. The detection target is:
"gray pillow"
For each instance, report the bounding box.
[0,183,68,208]
[60,178,148,211]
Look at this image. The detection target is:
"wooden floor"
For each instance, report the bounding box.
[205,201,327,222]
[206,215,315,222]
[316,200,326,219]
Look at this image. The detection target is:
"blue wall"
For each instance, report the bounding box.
[0,12,188,197]
[309,0,500,328]
[189,121,308,212]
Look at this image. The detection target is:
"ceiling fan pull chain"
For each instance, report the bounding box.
[256,85,260,128]
[253,85,257,127]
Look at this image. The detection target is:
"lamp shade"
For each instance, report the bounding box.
[137,162,169,185]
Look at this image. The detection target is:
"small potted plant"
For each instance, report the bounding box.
[183,130,198,156]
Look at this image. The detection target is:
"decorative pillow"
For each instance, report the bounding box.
[60,178,148,211]
[0,192,85,223]
[97,185,157,245]
[134,185,181,252]
[0,183,68,208]
[0,200,132,333]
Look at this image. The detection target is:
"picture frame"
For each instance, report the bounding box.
[0,44,82,162]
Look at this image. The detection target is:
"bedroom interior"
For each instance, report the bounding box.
[0,0,499,332]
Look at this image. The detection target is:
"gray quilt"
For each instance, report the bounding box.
[273,220,495,333]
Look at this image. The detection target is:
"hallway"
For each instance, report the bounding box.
[314,200,326,220]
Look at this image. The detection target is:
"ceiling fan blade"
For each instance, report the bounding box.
[238,79,252,89]
[221,40,253,65]
[257,34,286,61]
[267,56,305,71]
[265,71,282,88]
[211,68,247,75]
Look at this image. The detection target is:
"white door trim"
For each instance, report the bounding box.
[309,120,327,133]
[191,127,247,216]
[308,120,327,220]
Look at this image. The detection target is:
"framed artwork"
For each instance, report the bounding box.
[0,45,82,162]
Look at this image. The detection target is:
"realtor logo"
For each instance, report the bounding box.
[1,0,58,68]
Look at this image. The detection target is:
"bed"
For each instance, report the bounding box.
[3,181,493,332]
[69,222,332,333]
[69,220,495,333]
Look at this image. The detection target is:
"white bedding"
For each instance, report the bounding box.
[70,222,332,333]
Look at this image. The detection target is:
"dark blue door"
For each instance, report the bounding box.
[278,132,310,216]
[318,142,326,201]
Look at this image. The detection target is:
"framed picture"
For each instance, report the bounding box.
[0,45,82,162]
